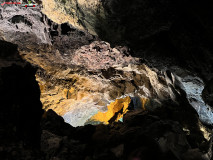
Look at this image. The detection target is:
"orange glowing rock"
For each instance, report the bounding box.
[141,97,149,110]
[90,96,131,124]
[90,96,149,124]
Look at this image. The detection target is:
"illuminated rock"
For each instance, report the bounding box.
[90,97,131,124]
[41,0,105,35]
[0,3,183,127]
[89,96,149,124]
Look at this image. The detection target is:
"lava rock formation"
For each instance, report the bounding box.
[0,0,213,160]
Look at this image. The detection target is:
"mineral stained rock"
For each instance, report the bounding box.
[1,2,213,127]
[41,0,213,81]
[1,1,213,160]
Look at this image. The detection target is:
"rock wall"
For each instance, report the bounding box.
[0,40,43,159]
[41,0,213,81]
[0,1,213,160]
[202,78,213,107]
[1,1,213,127]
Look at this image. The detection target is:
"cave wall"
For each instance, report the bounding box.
[0,40,43,148]
[0,2,213,159]
[41,0,213,81]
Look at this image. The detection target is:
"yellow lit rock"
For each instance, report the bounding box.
[90,96,131,124]
[90,96,149,124]
[41,0,84,30]
[141,97,149,110]
[41,0,105,35]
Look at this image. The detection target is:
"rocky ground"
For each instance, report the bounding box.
[0,0,213,160]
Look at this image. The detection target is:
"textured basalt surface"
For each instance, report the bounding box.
[41,0,213,82]
[1,5,184,126]
[1,1,213,160]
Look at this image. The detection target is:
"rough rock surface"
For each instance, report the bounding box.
[0,40,43,159]
[0,5,181,127]
[41,0,213,82]
[71,41,137,70]
[1,1,213,160]
[0,4,96,51]
[0,5,51,46]
[40,106,212,160]
[41,0,105,35]
[203,78,213,108]
[0,54,212,159]
[1,2,212,127]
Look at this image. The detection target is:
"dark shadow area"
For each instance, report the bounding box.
[1,1,213,159]
[9,15,33,27]
[0,39,211,159]
[61,23,73,35]
[95,0,213,82]
[0,40,43,149]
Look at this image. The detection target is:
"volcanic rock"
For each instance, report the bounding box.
[202,78,213,107]
[1,1,213,160]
